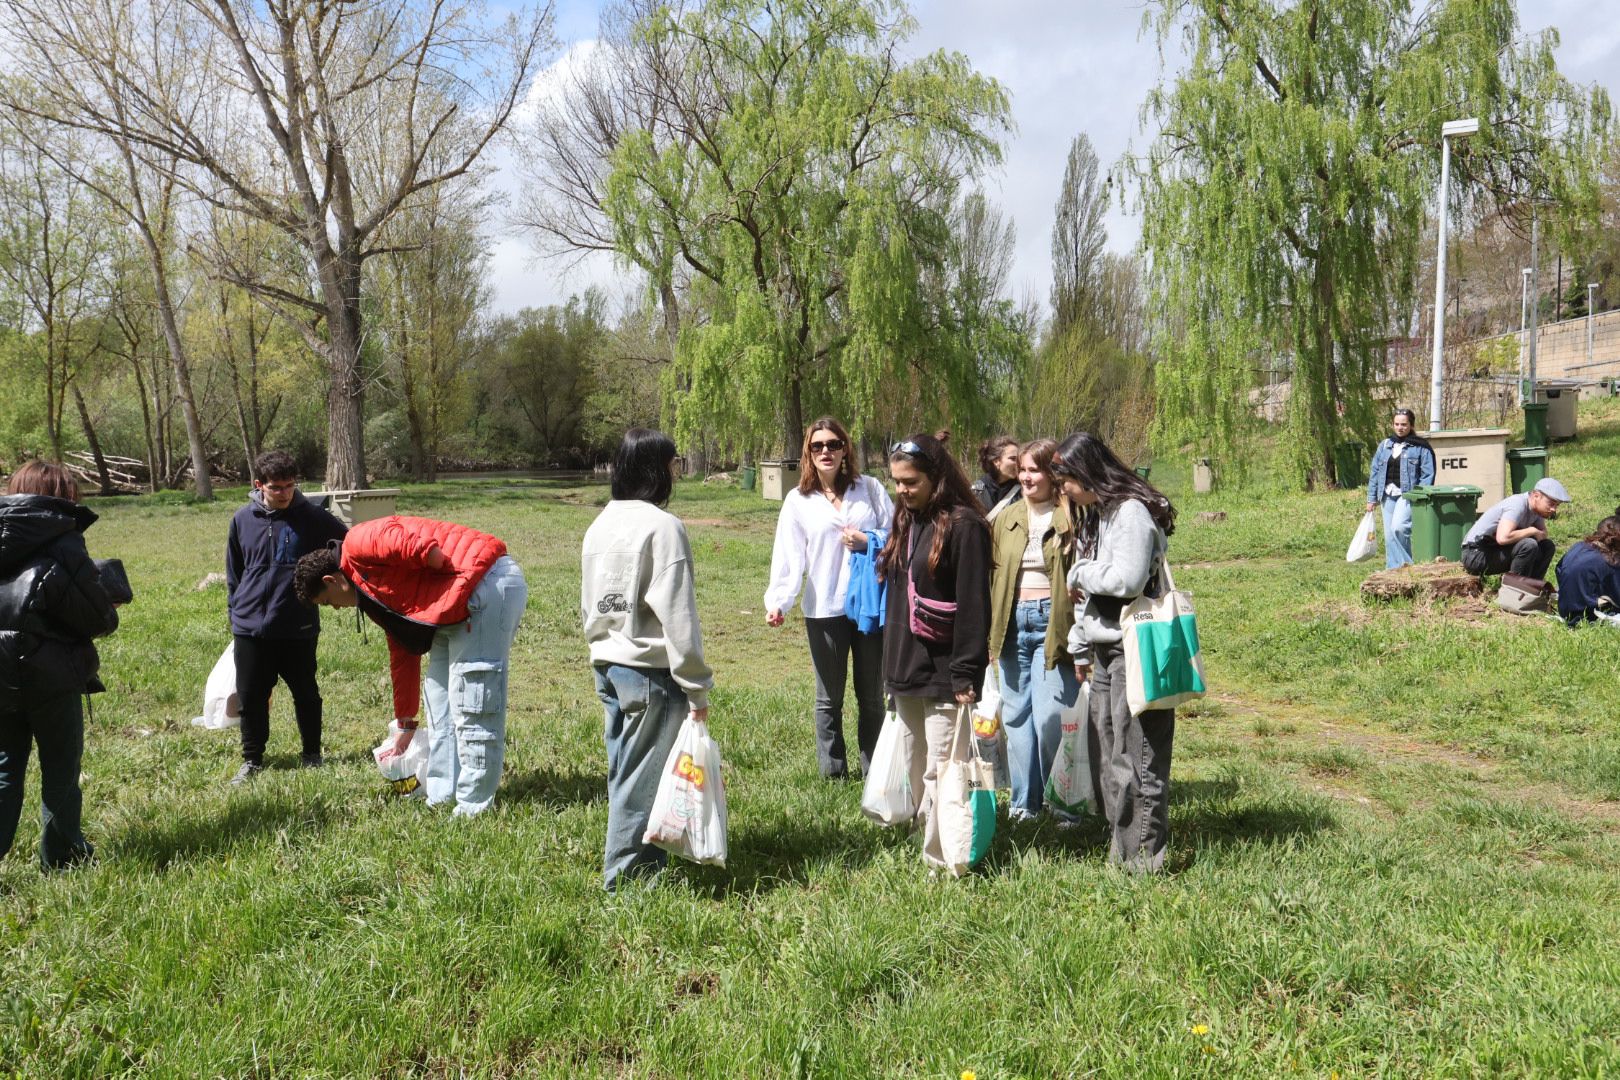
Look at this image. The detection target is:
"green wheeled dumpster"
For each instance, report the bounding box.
[1506,447,1548,495]
[1133,465,1151,480]
[1522,402,1549,449]
[1334,441,1367,489]
[739,465,757,491]
[1429,484,1484,563]
[1403,487,1437,561]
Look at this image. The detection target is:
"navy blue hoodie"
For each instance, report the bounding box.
[226,489,348,639]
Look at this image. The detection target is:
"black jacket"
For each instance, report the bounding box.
[226,490,348,639]
[0,494,119,698]
[883,508,991,700]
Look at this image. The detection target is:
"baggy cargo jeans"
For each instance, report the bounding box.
[595,663,687,891]
[1088,640,1175,873]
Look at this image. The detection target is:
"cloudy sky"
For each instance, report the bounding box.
[486,0,1620,316]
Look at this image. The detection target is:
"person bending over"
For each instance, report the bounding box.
[1555,515,1620,626]
[1460,478,1569,581]
[294,516,527,816]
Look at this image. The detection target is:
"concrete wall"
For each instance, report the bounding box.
[1489,308,1620,382]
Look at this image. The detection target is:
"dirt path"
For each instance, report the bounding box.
[1203,691,1620,829]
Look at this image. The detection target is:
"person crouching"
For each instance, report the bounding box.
[294,517,527,816]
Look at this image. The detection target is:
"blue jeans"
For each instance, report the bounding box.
[997,598,1081,817]
[422,556,527,816]
[0,692,94,870]
[1381,494,1413,569]
[595,663,688,891]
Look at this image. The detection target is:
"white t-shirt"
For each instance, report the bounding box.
[764,474,895,618]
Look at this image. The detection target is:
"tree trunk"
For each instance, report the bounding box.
[320,250,367,490]
[72,385,115,494]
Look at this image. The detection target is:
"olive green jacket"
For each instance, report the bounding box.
[987,500,1075,669]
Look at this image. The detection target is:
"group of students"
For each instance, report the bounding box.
[0,423,1180,885]
[762,422,1180,875]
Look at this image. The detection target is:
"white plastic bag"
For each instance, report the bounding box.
[643,714,727,866]
[372,720,429,797]
[189,645,241,729]
[1346,511,1378,563]
[861,710,915,825]
[1044,683,1093,818]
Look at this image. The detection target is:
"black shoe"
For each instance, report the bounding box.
[230,762,263,786]
[300,753,323,768]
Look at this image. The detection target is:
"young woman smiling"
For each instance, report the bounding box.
[765,417,894,778]
[985,438,1081,821]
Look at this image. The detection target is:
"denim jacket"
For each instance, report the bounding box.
[1366,437,1436,503]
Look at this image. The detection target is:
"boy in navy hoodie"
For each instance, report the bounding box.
[225,451,348,783]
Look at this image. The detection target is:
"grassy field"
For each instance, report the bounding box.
[5,402,1620,1077]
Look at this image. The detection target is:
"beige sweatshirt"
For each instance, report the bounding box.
[581,500,713,709]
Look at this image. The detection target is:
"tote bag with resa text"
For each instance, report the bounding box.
[1121,555,1207,716]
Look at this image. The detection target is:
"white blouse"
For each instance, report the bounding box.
[764,474,895,619]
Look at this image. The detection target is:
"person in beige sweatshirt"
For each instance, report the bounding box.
[582,428,714,891]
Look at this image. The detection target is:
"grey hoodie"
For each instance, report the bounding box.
[581,500,713,709]
[1065,499,1167,664]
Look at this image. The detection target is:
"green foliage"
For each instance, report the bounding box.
[603,0,1014,455]
[479,293,611,464]
[1136,0,1612,489]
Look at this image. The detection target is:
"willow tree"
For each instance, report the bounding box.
[600,0,1011,456]
[1135,0,1610,486]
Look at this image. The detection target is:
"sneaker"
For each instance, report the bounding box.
[230,762,263,786]
[300,753,323,768]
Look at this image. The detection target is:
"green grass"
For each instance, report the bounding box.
[5,404,1620,1076]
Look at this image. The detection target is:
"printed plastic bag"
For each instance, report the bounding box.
[1044,683,1094,818]
[372,721,429,798]
[972,668,1010,791]
[1346,511,1378,563]
[189,645,241,729]
[861,710,915,825]
[644,714,728,866]
[936,706,997,877]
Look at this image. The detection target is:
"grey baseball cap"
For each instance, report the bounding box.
[1534,477,1571,503]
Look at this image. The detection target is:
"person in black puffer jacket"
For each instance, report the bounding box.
[0,461,119,870]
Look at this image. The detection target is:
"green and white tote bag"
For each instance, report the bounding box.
[1121,555,1207,716]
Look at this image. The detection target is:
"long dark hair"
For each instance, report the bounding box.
[1586,516,1620,566]
[796,416,860,497]
[1050,432,1176,556]
[611,428,677,506]
[878,433,986,579]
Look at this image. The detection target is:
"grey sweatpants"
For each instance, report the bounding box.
[1089,640,1175,872]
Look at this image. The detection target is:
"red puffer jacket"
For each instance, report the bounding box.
[341,516,508,718]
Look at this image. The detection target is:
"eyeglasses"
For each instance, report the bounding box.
[260,482,296,494]
[809,439,845,454]
[890,440,924,457]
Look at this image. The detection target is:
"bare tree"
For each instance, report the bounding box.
[1,0,552,489]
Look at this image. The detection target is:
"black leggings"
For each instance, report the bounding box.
[234,635,322,764]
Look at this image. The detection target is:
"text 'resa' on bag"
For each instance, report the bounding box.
[1121,555,1207,716]
[936,705,996,877]
[643,712,728,866]
[860,708,915,826]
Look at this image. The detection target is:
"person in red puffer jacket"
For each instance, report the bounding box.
[294,515,527,816]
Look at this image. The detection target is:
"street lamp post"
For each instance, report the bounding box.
[1589,282,1598,370]
[1520,267,1532,403]
[1429,118,1479,431]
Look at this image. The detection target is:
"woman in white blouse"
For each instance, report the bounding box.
[765,417,895,778]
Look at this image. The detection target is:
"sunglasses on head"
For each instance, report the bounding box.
[809,438,845,453]
[890,440,924,457]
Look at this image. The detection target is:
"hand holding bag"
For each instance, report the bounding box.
[643,713,729,866]
[1121,555,1207,716]
[1346,511,1378,563]
[936,705,997,876]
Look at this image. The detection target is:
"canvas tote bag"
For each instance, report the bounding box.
[1121,555,1207,716]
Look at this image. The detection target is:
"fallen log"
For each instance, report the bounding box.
[1360,559,1484,603]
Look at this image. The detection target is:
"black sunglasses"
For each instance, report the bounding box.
[809,438,845,453]
[890,440,924,457]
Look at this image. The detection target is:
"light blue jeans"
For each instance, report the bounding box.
[998,598,1082,817]
[1380,494,1414,569]
[422,556,527,816]
[594,663,688,891]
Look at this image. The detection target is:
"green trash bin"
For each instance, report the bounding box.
[1506,447,1548,495]
[739,465,757,492]
[1133,465,1151,480]
[1429,484,1483,563]
[1333,441,1367,489]
[1403,487,1437,562]
[1522,402,1549,449]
